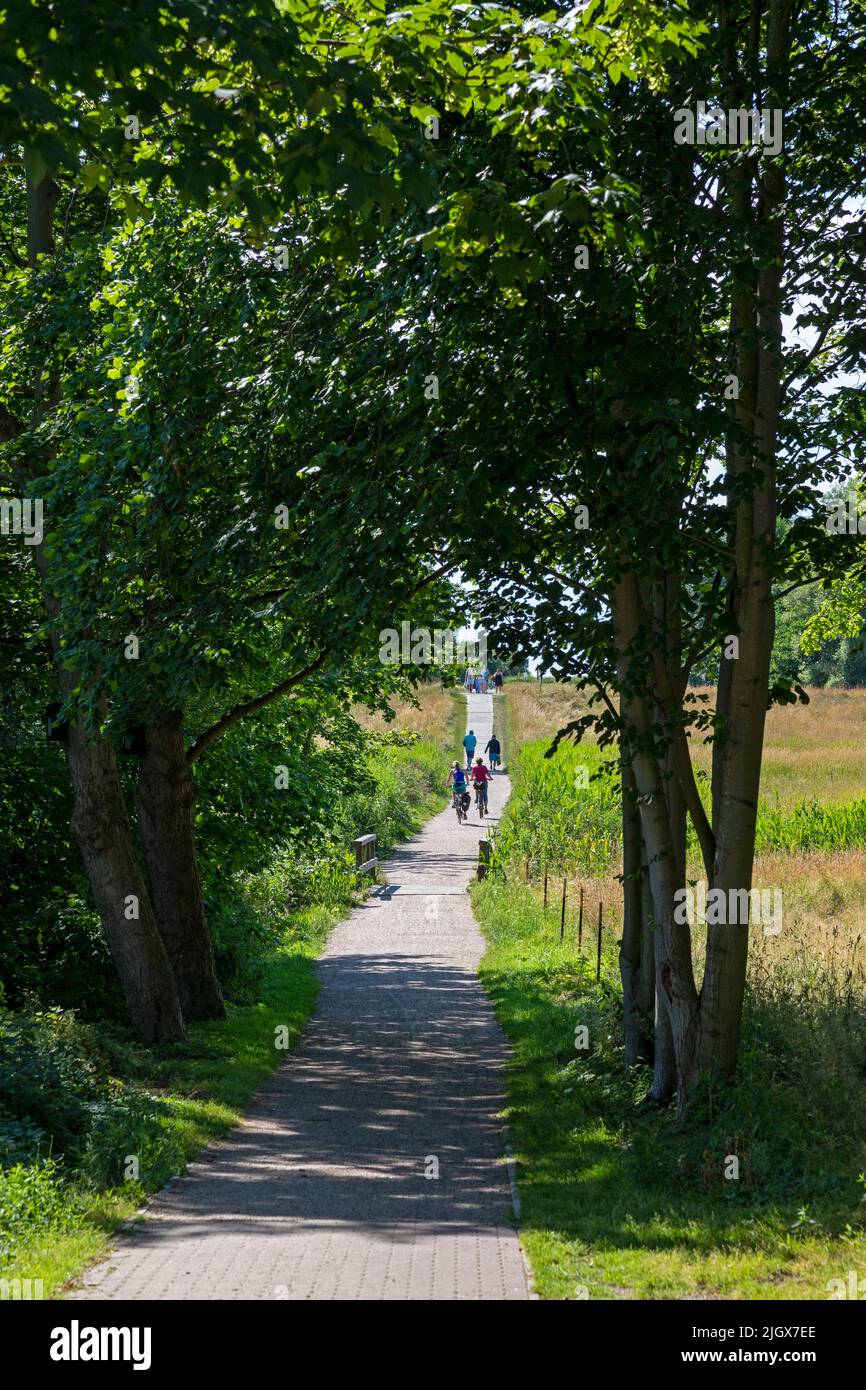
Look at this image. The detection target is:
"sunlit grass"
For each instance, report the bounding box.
[482,691,866,1299]
[503,680,866,807]
[475,879,866,1301]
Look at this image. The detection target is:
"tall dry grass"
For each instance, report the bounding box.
[504,678,595,749]
[505,680,866,806]
[495,690,866,1034]
[351,681,460,750]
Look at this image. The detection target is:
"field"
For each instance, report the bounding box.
[475,678,866,1299]
[505,678,866,805]
[351,681,461,749]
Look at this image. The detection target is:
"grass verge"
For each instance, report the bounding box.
[474,878,866,1300]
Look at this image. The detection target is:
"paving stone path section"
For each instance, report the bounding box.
[69,692,529,1301]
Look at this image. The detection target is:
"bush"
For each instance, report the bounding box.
[0,1007,181,1194]
[0,1008,103,1164]
[0,1115,47,1168]
[0,1158,82,1262]
[80,1091,184,1192]
[0,894,121,1021]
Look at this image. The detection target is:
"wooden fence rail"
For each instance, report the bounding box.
[352,833,378,876]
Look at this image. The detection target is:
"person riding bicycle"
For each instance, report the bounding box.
[470,756,491,812]
[463,729,477,768]
[485,735,501,771]
[446,761,467,808]
[447,767,467,817]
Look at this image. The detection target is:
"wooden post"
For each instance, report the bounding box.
[352,833,378,876]
[524,854,530,883]
[543,867,548,909]
[560,877,566,940]
[478,840,491,881]
[578,885,584,950]
[596,901,603,982]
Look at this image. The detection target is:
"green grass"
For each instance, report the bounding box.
[492,737,866,879]
[473,878,866,1300]
[754,797,866,855]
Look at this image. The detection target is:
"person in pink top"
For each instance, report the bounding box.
[470,757,491,813]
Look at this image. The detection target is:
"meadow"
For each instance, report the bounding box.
[474,678,866,1299]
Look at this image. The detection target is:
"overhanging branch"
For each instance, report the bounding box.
[187,650,329,764]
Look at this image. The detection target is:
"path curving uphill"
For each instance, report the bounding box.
[69,692,528,1301]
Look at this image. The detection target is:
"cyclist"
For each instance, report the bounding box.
[447,762,469,820]
[470,756,491,814]
[485,734,501,771]
[463,728,477,768]
[447,760,467,798]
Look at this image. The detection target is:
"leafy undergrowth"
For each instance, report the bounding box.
[474,879,866,1301]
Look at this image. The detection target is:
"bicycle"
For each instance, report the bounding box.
[473,781,488,818]
[452,785,469,822]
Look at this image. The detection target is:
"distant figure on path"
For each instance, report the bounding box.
[493,670,504,694]
[463,728,477,767]
[485,734,501,771]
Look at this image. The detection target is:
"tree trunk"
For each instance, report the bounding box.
[64,717,186,1043]
[620,759,654,1067]
[23,175,184,1043]
[33,578,186,1043]
[136,712,225,1021]
[701,0,789,1079]
[612,573,701,1112]
[27,175,60,263]
[652,989,677,1103]
[650,740,685,1103]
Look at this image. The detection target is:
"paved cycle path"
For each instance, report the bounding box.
[69,692,528,1301]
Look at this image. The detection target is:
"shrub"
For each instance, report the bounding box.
[80,1091,184,1192]
[0,1008,103,1164]
[0,1158,82,1262]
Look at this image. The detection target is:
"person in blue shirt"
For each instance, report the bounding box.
[463,729,477,767]
[446,761,467,810]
